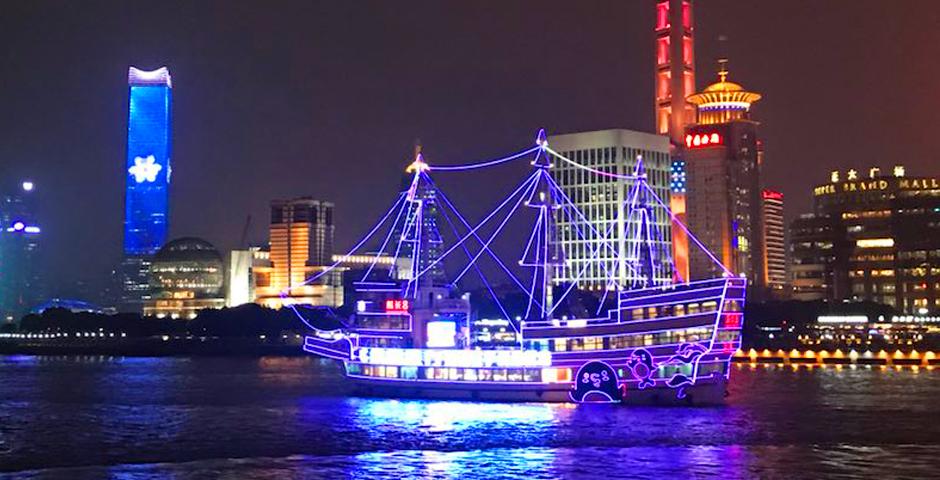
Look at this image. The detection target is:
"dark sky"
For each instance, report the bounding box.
[2,1,939,297]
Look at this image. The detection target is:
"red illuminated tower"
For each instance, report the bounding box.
[654,0,696,145]
[655,0,696,282]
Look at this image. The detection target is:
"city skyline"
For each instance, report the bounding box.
[2,1,940,296]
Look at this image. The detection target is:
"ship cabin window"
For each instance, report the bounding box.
[400,366,418,379]
[701,301,718,313]
[697,362,726,377]
[584,337,603,350]
[688,303,700,314]
[553,339,567,351]
[631,308,644,320]
[675,304,686,316]
[647,307,658,319]
[479,369,494,381]
[347,363,362,375]
[493,369,508,381]
[723,300,742,312]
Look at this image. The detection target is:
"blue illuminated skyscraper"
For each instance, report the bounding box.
[121,66,172,312]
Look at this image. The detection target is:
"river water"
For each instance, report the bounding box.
[0,355,937,478]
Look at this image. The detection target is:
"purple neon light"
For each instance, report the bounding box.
[434,184,538,306]
[412,170,540,281]
[548,209,620,317]
[287,192,407,292]
[429,146,540,171]
[361,191,410,282]
[439,210,515,335]
[549,176,630,283]
[450,173,537,285]
[545,146,635,180]
[546,147,731,277]
[641,182,732,275]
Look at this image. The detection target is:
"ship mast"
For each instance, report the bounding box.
[624,156,660,288]
[520,130,565,321]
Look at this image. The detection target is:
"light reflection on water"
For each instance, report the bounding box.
[1,357,939,478]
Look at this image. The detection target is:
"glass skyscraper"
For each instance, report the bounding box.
[121,66,172,312]
[0,180,42,322]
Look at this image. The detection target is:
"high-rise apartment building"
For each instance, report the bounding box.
[121,66,172,312]
[254,198,342,308]
[549,129,674,289]
[761,190,786,291]
[684,62,764,284]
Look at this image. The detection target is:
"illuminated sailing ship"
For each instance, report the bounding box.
[291,131,745,405]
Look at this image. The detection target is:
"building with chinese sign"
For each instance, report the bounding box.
[789,166,940,314]
[683,61,764,285]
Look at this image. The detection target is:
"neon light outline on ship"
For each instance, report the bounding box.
[288,130,746,405]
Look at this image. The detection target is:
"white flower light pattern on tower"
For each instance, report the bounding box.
[128,155,162,183]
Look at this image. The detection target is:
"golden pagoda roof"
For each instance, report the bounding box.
[687,64,761,109]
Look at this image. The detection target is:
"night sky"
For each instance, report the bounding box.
[2,1,939,298]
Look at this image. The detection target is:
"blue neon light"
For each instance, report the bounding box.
[124,69,172,256]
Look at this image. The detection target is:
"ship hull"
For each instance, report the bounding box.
[345,373,728,405]
[304,277,745,406]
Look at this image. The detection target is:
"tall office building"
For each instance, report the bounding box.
[790,166,940,314]
[655,0,696,282]
[549,129,674,289]
[254,198,342,308]
[0,180,42,322]
[684,62,764,284]
[121,66,172,312]
[761,189,787,291]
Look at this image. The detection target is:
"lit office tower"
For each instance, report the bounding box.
[0,180,42,322]
[121,66,172,312]
[549,129,674,289]
[761,190,786,291]
[655,0,696,282]
[684,61,764,284]
[253,198,342,308]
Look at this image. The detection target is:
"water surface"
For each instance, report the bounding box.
[0,356,937,478]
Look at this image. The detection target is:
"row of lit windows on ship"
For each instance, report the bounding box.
[524,327,739,352]
[621,300,731,322]
[350,362,727,384]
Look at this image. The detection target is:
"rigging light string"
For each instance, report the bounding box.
[428,146,540,171]
[284,191,407,293]
[411,170,540,281]
[641,182,732,275]
[545,146,732,276]
[434,181,545,313]
[434,186,515,331]
[449,173,538,285]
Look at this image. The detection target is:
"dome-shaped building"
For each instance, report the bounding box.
[144,237,225,319]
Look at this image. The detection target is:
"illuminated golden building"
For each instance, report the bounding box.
[684,62,764,286]
[791,166,940,314]
[144,237,225,319]
[761,190,787,291]
[254,198,342,309]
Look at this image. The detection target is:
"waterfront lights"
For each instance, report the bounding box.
[356,347,551,369]
[22,181,34,191]
[11,221,25,231]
